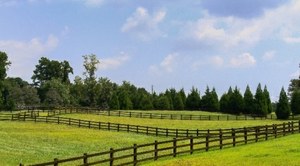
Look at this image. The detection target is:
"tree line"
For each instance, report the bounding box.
[0,51,299,119]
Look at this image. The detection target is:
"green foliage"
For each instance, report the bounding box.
[0,51,11,81]
[155,95,171,110]
[201,87,219,112]
[228,87,244,114]
[288,78,300,97]
[254,83,268,116]
[263,85,273,113]
[185,87,201,110]
[109,92,120,110]
[173,93,184,110]
[243,85,255,114]
[291,89,300,115]
[276,88,291,119]
[32,57,73,86]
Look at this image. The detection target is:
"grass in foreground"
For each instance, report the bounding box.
[145,133,300,166]
[59,113,290,130]
[0,121,168,166]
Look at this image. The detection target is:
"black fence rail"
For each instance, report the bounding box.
[23,107,288,121]
[20,120,300,166]
[9,112,249,138]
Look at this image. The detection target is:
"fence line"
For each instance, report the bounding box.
[20,120,300,166]
[24,107,288,121]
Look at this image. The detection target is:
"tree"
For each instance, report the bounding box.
[220,87,233,113]
[228,87,244,114]
[32,57,73,86]
[254,83,268,116]
[118,89,133,110]
[179,88,186,109]
[243,85,255,114]
[288,79,300,97]
[109,92,120,110]
[185,87,201,110]
[155,95,171,110]
[291,89,300,115]
[201,87,219,112]
[173,93,184,110]
[0,51,11,81]
[96,77,117,109]
[263,85,273,113]
[82,54,100,106]
[276,87,291,119]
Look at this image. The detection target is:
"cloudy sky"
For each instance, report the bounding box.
[0,0,299,101]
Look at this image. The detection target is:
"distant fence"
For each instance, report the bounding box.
[23,107,291,121]
[0,113,254,138]
[20,120,300,166]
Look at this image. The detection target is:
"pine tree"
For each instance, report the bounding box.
[254,83,268,116]
[291,89,300,115]
[276,87,291,119]
[228,87,244,114]
[109,92,120,110]
[243,85,255,114]
[263,85,273,113]
[174,93,184,110]
[179,88,186,109]
[211,88,220,112]
[186,87,201,110]
[220,93,229,113]
[200,86,211,111]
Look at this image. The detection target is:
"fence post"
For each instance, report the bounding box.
[88,121,91,128]
[108,122,111,131]
[232,128,236,147]
[255,127,259,142]
[283,123,286,136]
[99,122,101,130]
[292,121,294,134]
[54,158,58,166]
[219,129,223,149]
[244,127,247,144]
[274,125,277,138]
[176,129,178,137]
[117,124,120,132]
[298,120,300,133]
[154,141,158,160]
[196,129,199,137]
[186,129,189,137]
[110,148,114,166]
[190,136,194,154]
[265,125,268,140]
[127,124,130,132]
[156,128,158,136]
[173,138,177,157]
[133,144,137,166]
[79,119,81,127]
[150,113,152,119]
[83,153,88,164]
[206,135,209,151]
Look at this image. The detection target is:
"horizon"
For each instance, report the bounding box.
[1,0,300,101]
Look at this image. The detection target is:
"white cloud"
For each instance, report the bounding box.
[229,53,256,68]
[83,0,105,7]
[98,52,130,70]
[149,53,178,75]
[0,35,59,80]
[121,7,166,40]
[210,56,224,67]
[262,50,276,61]
[183,0,300,50]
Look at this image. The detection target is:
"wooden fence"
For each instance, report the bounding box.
[8,113,246,138]
[24,107,286,121]
[21,120,300,166]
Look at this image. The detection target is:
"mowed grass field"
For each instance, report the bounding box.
[59,113,290,130]
[145,134,300,166]
[0,121,168,165]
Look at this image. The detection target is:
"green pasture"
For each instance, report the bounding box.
[114,110,232,116]
[146,134,300,166]
[0,121,168,166]
[59,113,290,130]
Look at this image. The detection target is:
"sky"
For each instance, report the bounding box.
[0,0,299,101]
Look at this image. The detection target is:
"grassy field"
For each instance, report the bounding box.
[112,110,233,116]
[145,134,300,166]
[0,121,168,166]
[59,113,290,130]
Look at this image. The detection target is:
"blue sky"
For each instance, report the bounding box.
[0,0,299,101]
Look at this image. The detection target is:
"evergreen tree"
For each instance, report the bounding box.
[109,92,120,110]
[185,87,201,110]
[220,87,233,113]
[291,89,300,115]
[155,95,170,110]
[179,88,186,109]
[139,93,153,110]
[211,88,220,112]
[228,87,244,114]
[254,83,268,116]
[173,93,184,110]
[118,90,133,110]
[276,87,291,119]
[243,85,255,114]
[200,86,211,111]
[263,85,273,113]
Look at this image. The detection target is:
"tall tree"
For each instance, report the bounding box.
[32,57,73,86]
[291,89,300,115]
[276,87,291,119]
[263,85,273,113]
[82,54,100,106]
[173,93,184,110]
[254,83,268,116]
[0,51,11,81]
[185,87,201,110]
[243,85,255,114]
[179,88,186,109]
[228,87,244,114]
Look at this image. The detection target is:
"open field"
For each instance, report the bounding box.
[0,121,168,165]
[59,113,290,130]
[145,134,300,166]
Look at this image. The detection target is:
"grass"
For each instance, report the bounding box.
[59,113,290,130]
[114,110,232,116]
[145,133,300,166]
[0,121,168,166]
